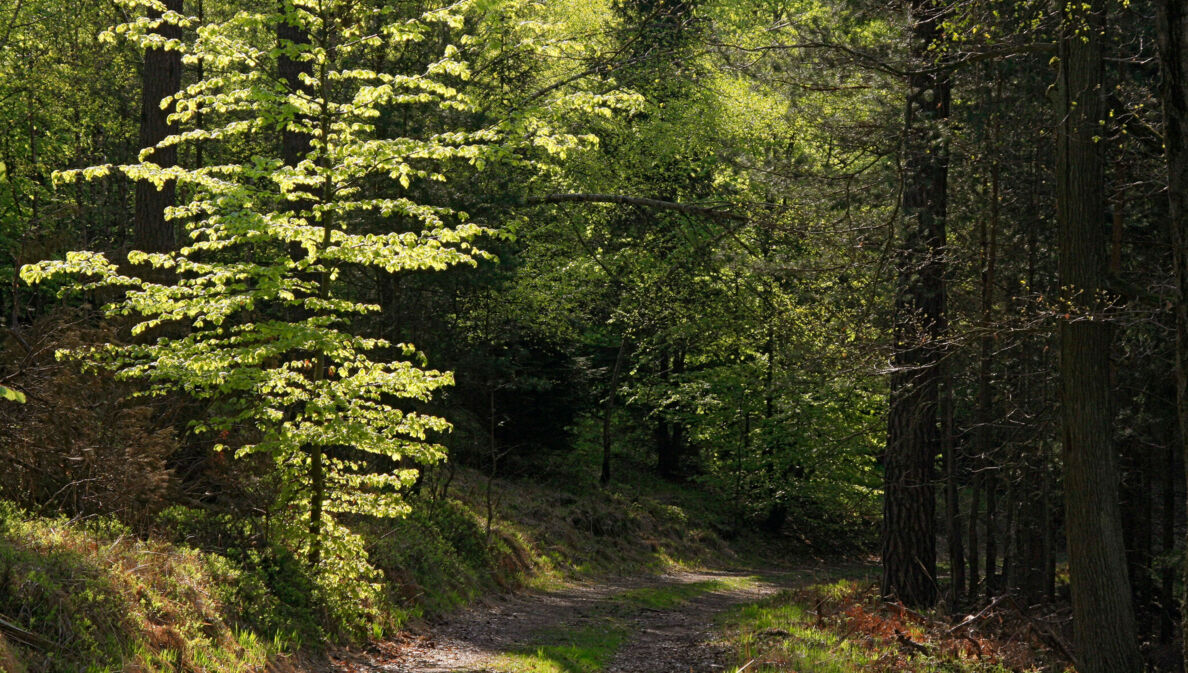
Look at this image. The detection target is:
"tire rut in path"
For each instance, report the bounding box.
[333,569,794,673]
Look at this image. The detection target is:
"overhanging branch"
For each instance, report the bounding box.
[523,193,748,222]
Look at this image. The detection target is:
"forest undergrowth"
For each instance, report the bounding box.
[0,441,808,673]
[0,434,1080,673]
[721,578,1080,673]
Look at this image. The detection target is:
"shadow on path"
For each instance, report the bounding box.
[330,566,841,673]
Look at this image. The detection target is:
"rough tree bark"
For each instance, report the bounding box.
[881,0,950,609]
[942,360,962,604]
[977,134,999,601]
[133,0,182,253]
[1056,1,1141,670]
[1155,0,1188,660]
[967,474,980,602]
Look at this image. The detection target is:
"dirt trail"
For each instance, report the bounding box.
[328,569,801,673]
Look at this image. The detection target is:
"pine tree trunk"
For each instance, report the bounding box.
[1056,2,1141,669]
[967,469,981,602]
[1160,437,1176,642]
[983,470,997,598]
[881,0,950,609]
[133,0,182,253]
[1156,0,1188,661]
[977,131,1000,600]
[1002,487,1017,597]
[942,363,963,606]
[1044,461,1056,604]
[1012,160,1049,607]
[1138,447,1153,637]
[1012,446,1049,606]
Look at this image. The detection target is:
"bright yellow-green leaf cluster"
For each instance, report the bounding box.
[23,0,586,561]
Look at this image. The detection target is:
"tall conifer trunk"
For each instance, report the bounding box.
[1155,0,1188,660]
[882,0,950,609]
[133,0,182,253]
[977,86,1000,601]
[1056,2,1140,670]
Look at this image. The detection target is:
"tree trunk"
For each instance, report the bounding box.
[1012,156,1049,607]
[983,470,997,598]
[1161,436,1176,643]
[279,2,313,169]
[1012,447,1049,606]
[1044,459,1056,605]
[486,387,497,543]
[1001,482,1017,597]
[967,472,981,602]
[601,337,628,485]
[1056,2,1141,669]
[193,0,206,169]
[881,0,950,609]
[656,347,677,477]
[133,0,182,253]
[942,361,963,606]
[672,347,690,471]
[277,1,321,567]
[1156,0,1188,661]
[977,128,1000,600]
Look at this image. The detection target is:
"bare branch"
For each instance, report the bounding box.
[525,193,748,222]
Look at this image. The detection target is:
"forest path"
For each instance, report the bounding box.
[327,567,813,673]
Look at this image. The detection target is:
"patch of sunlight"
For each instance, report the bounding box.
[613,576,760,609]
[490,622,627,673]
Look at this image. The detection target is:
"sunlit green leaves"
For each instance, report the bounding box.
[0,385,25,404]
[21,0,596,570]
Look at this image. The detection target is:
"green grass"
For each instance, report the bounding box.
[724,593,875,673]
[0,503,278,673]
[612,576,759,609]
[484,576,764,673]
[490,621,629,673]
[720,580,1023,673]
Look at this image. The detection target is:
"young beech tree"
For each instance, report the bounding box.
[22,0,603,573]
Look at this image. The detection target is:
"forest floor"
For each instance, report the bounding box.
[318,557,1080,673]
[323,566,822,673]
